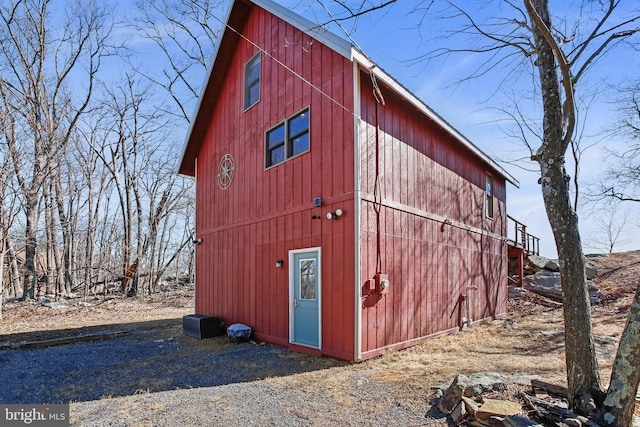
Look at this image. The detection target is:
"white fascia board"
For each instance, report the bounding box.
[253,0,353,59]
[350,48,520,188]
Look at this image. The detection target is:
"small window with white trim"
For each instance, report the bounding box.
[485,174,494,219]
[244,53,260,110]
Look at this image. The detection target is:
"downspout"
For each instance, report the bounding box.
[353,59,363,361]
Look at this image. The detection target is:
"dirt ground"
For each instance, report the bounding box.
[1,250,639,423]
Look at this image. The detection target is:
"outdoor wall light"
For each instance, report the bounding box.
[192,237,203,245]
[275,259,284,268]
[326,208,344,220]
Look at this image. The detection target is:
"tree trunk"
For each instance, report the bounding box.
[6,237,21,297]
[544,174,603,412]
[54,169,75,296]
[602,281,640,426]
[22,197,39,300]
[1,215,5,320]
[529,0,603,414]
[0,246,4,321]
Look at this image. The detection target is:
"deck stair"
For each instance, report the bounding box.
[507,215,540,287]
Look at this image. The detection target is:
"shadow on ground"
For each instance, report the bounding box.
[0,319,346,404]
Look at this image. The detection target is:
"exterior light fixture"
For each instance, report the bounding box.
[275,259,284,268]
[326,208,344,220]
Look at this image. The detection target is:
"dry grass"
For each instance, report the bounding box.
[0,289,193,342]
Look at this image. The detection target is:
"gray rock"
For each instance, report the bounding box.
[506,375,540,386]
[585,253,608,258]
[508,285,524,299]
[502,415,544,426]
[545,259,560,271]
[439,373,508,415]
[523,271,563,300]
[585,262,597,280]
[522,272,602,303]
[464,372,507,396]
[438,374,468,414]
[429,388,443,405]
[525,255,550,273]
[503,320,519,330]
[42,301,70,309]
[450,400,467,424]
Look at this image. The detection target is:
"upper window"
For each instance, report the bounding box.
[485,174,494,219]
[244,53,260,110]
[265,109,310,168]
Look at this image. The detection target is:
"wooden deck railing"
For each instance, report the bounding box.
[507,215,540,256]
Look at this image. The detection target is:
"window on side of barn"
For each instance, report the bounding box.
[485,173,494,219]
[266,124,285,168]
[244,52,260,110]
[265,108,310,169]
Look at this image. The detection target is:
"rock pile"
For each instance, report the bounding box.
[436,373,523,425]
[510,255,602,304]
[434,373,596,426]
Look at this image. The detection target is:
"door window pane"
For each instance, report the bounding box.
[299,258,317,300]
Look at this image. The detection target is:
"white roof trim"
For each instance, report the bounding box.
[351,49,519,188]
[252,0,353,59]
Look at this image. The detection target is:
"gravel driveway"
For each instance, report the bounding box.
[1,319,442,426]
[0,319,345,404]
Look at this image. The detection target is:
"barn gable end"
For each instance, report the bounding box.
[179,0,518,361]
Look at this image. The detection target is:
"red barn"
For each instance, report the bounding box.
[179,0,519,361]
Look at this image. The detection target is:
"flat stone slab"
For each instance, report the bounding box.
[13,331,129,349]
[474,398,522,419]
[522,271,602,303]
[42,301,71,309]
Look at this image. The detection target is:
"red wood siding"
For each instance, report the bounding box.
[194,6,356,359]
[358,71,508,357]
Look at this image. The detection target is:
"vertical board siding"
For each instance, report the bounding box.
[194,6,355,359]
[358,70,508,356]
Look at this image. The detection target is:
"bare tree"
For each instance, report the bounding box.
[598,85,640,203]
[137,151,194,294]
[0,160,17,319]
[0,0,115,299]
[587,204,632,254]
[73,115,113,297]
[87,77,154,296]
[132,0,223,122]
